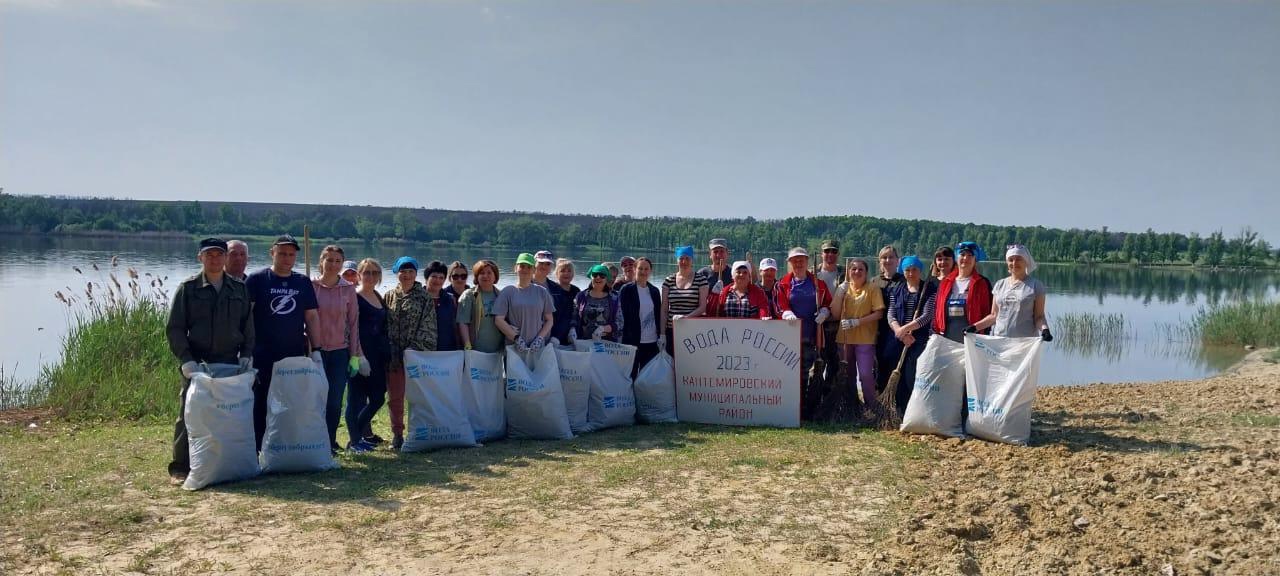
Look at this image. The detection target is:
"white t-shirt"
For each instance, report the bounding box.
[637,284,658,343]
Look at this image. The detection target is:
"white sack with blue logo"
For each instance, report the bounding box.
[504,345,573,440]
[574,339,637,384]
[463,350,506,443]
[402,350,478,452]
[554,347,595,434]
[183,364,259,491]
[963,334,1043,445]
[634,351,678,424]
[586,347,636,430]
[261,356,338,473]
[900,336,967,438]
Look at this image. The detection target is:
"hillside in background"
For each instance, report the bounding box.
[1,193,1274,266]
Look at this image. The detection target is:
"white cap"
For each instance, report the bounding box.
[731,260,751,272]
[758,258,778,271]
[787,247,809,260]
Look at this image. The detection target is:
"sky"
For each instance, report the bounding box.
[2,0,1278,241]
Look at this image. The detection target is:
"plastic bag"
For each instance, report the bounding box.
[634,351,677,423]
[964,334,1043,445]
[586,348,636,430]
[260,356,338,473]
[462,350,506,443]
[183,364,259,490]
[574,339,637,383]
[402,350,478,452]
[504,345,573,440]
[555,347,595,434]
[900,336,967,438]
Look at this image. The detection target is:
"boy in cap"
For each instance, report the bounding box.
[165,237,255,483]
[757,257,782,319]
[814,240,844,374]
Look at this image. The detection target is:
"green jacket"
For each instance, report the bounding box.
[166,272,254,365]
[384,281,436,370]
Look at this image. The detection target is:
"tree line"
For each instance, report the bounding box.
[1,193,1275,267]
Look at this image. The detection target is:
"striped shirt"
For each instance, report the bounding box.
[663,271,708,321]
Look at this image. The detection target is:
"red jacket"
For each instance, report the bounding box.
[933,271,993,333]
[715,284,773,319]
[776,272,832,316]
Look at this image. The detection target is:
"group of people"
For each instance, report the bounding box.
[163,234,1052,484]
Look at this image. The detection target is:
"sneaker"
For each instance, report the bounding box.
[346,441,373,454]
[363,434,385,446]
[392,434,404,451]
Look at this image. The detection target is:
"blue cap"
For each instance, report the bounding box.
[955,241,986,262]
[675,246,695,260]
[898,255,924,274]
[392,256,419,273]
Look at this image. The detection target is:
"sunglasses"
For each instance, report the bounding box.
[451,274,467,280]
[590,273,608,279]
[822,248,839,254]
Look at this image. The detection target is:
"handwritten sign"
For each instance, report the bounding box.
[673,318,801,428]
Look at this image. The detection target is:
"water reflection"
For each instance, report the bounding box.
[0,235,1275,386]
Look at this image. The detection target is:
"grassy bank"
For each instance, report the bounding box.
[1196,299,1280,348]
[35,269,178,421]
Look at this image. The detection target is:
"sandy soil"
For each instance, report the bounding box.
[3,353,1277,575]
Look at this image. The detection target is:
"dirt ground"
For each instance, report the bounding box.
[1,352,1277,575]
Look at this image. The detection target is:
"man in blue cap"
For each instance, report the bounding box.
[165,237,254,484]
[244,234,320,451]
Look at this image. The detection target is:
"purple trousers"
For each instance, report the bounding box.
[841,344,878,404]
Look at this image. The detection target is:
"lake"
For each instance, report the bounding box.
[2,234,1275,386]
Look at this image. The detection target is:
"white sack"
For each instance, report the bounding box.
[260,356,338,473]
[462,350,506,443]
[555,347,595,434]
[634,351,678,424]
[900,336,967,438]
[402,350,478,452]
[963,334,1043,445]
[574,339,637,382]
[183,364,259,490]
[504,345,573,440]
[586,348,636,430]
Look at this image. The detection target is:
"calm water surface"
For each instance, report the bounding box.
[2,235,1276,385]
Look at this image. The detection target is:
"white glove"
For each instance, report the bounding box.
[549,337,561,347]
[311,350,323,364]
[238,356,254,373]
[815,308,830,324]
[760,315,770,321]
[358,356,371,377]
[657,335,667,350]
[840,318,860,330]
[592,326,605,341]
[181,361,200,379]
[782,311,797,321]
[530,336,545,352]
[515,339,529,353]
[566,332,576,345]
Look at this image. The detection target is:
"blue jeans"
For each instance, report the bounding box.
[319,349,351,451]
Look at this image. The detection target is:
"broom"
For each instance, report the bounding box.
[878,282,926,430]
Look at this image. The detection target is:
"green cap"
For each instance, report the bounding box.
[515,252,536,267]
[821,239,840,251]
[588,264,612,280]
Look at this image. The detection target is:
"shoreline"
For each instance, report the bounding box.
[1,349,1277,573]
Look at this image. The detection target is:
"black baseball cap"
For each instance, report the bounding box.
[199,237,229,254]
[273,234,301,249]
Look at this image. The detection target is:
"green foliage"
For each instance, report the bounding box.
[1195,300,1280,348]
[39,267,178,421]
[0,193,1274,266]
